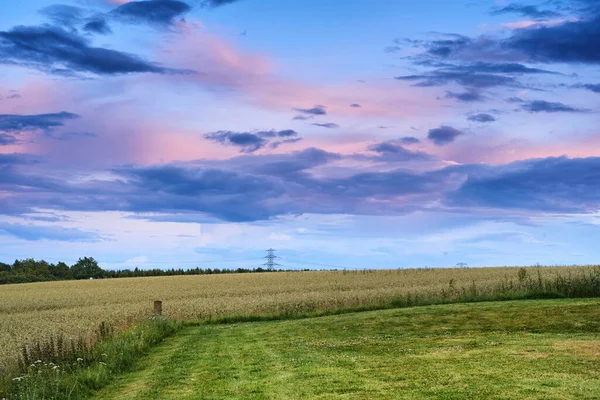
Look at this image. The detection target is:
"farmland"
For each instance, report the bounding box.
[0,265,597,376]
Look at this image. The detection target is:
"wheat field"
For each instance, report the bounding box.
[0,266,593,372]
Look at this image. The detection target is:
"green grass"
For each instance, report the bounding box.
[92,298,600,400]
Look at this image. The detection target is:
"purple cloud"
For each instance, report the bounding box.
[312,123,339,129]
[428,126,464,145]
[204,129,301,153]
[294,105,327,115]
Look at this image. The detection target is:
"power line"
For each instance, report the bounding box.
[282,258,367,270]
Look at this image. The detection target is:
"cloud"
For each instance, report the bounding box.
[572,83,600,93]
[491,4,561,19]
[3,140,600,222]
[0,153,43,165]
[393,61,550,90]
[468,113,496,122]
[112,164,284,221]
[450,62,558,75]
[0,112,79,132]
[0,222,104,242]
[367,139,433,162]
[445,90,485,102]
[396,71,518,89]
[46,131,97,140]
[350,103,361,108]
[400,136,420,145]
[294,105,327,115]
[39,5,84,27]
[292,115,312,120]
[312,123,339,129]
[201,0,241,8]
[111,0,191,27]
[521,100,588,113]
[204,129,300,153]
[0,134,18,145]
[417,13,600,65]
[84,16,112,34]
[246,147,342,176]
[428,125,464,145]
[448,156,600,213]
[0,25,187,76]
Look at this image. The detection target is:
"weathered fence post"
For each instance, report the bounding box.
[154,300,163,316]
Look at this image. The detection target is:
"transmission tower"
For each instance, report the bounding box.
[263,248,280,271]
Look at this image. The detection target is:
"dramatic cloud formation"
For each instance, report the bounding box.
[467,113,496,123]
[111,0,191,27]
[3,150,600,224]
[0,25,186,76]
[427,125,463,145]
[2,0,600,266]
[521,100,587,113]
[204,129,301,153]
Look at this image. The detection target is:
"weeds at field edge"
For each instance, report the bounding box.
[1,317,180,400]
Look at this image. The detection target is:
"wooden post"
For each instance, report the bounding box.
[154,300,163,316]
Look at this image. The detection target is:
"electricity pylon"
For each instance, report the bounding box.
[263,248,280,271]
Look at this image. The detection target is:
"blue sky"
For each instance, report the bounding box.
[1,0,599,270]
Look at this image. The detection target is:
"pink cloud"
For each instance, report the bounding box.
[158,22,441,119]
[503,18,578,30]
[103,0,131,5]
[437,132,600,165]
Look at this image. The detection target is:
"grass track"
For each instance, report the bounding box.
[93,299,600,400]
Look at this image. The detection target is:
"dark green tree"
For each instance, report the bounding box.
[71,257,104,279]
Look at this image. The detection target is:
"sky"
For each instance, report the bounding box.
[1,0,599,270]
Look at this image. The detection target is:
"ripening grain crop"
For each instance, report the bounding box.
[0,266,596,374]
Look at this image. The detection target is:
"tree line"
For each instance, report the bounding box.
[0,257,295,285]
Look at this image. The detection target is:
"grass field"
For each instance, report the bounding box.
[0,266,594,373]
[90,298,600,399]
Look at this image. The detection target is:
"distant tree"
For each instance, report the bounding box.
[49,261,72,279]
[0,262,10,272]
[71,257,104,279]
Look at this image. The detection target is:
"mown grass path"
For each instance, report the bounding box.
[93,299,600,399]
